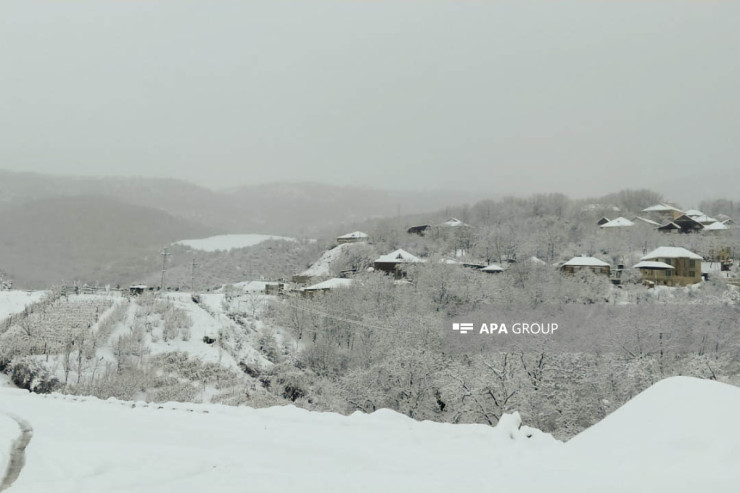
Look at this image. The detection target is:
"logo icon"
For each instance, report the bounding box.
[452,322,474,335]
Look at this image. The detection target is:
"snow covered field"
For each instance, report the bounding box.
[0,291,46,320]
[175,234,296,252]
[0,377,738,492]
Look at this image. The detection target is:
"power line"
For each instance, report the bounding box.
[280,299,416,335]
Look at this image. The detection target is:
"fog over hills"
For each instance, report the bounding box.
[0,195,216,288]
[0,170,480,236]
[0,169,481,287]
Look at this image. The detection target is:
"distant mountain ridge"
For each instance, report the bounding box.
[0,195,216,288]
[0,170,482,287]
[0,170,480,236]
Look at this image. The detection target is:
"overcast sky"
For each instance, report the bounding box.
[1,1,738,205]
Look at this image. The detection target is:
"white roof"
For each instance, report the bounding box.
[481,264,504,272]
[374,249,423,264]
[303,278,353,291]
[600,217,635,228]
[528,256,547,265]
[439,258,461,265]
[690,214,717,224]
[633,261,674,270]
[641,247,703,261]
[633,216,661,227]
[563,256,611,267]
[438,218,470,228]
[684,209,704,217]
[642,203,682,213]
[337,231,369,240]
[703,222,729,231]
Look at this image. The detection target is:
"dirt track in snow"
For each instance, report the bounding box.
[0,415,33,492]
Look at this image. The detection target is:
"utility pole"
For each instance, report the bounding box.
[191,257,198,293]
[160,247,170,291]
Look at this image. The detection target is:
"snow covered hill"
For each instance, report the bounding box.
[519,376,740,493]
[0,377,738,492]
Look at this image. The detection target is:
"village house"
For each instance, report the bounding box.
[599,217,635,229]
[634,247,703,286]
[373,249,424,276]
[560,257,611,276]
[673,214,706,234]
[481,264,504,274]
[703,221,729,233]
[336,231,369,244]
[437,218,472,228]
[407,224,431,236]
[657,222,681,234]
[128,285,150,296]
[300,278,353,297]
[642,203,684,221]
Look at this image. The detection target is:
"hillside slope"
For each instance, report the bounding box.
[0,196,215,287]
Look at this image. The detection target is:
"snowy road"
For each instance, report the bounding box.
[0,415,32,492]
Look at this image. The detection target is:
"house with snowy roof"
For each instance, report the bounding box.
[438,218,471,228]
[642,203,684,221]
[703,221,729,233]
[599,217,635,229]
[373,249,424,276]
[635,247,703,286]
[301,278,354,297]
[481,264,504,274]
[657,214,705,234]
[560,256,611,276]
[336,231,369,244]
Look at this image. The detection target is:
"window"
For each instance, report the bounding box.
[666,270,672,277]
[689,271,696,277]
[689,260,696,268]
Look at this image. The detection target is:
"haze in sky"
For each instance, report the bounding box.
[1,1,738,205]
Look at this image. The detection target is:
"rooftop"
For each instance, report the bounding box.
[337,231,369,240]
[641,247,703,261]
[303,278,354,291]
[563,256,611,267]
[633,261,674,270]
[375,249,424,264]
[600,217,635,228]
[642,203,682,213]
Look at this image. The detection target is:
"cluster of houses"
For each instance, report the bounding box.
[598,203,734,234]
[288,238,720,295]
[242,205,737,297]
[561,246,710,287]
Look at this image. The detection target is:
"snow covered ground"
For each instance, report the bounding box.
[298,242,364,277]
[175,234,296,252]
[0,413,17,479]
[0,377,738,492]
[0,291,46,320]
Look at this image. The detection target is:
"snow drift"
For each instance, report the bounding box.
[1,377,739,492]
